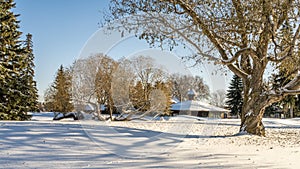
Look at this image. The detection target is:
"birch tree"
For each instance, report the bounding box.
[107,0,300,136]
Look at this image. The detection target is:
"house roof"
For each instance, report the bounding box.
[171,100,230,112]
[171,97,180,104]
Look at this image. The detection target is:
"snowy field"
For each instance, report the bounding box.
[1,112,300,169]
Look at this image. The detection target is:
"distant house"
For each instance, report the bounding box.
[170,89,230,118]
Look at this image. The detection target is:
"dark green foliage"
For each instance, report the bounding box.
[21,33,38,112]
[44,65,73,113]
[226,74,243,117]
[0,0,37,120]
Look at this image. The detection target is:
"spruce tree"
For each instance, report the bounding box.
[22,33,38,112]
[51,65,73,113]
[226,74,243,117]
[0,0,32,120]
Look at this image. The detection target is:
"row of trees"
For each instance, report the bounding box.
[0,0,38,120]
[44,54,299,120]
[44,54,210,120]
[43,55,299,121]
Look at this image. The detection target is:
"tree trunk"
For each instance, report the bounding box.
[290,105,294,118]
[107,94,114,121]
[109,106,113,121]
[239,90,282,136]
[240,106,266,136]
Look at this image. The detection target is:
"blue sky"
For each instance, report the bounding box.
[14,0,110,100]
[13,0,230,101]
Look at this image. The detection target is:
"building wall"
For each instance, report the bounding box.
[171,110,226,118]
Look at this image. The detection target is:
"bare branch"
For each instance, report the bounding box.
[277,0,294,27]
[283,89,300,95]
[269,24,300,62]
[284,72,300,90]
[222,48,257,65]
[176,0,228,60]
[232,0,248,47]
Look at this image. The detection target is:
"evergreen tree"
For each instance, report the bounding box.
[226,74,243,117]
[0,0,31,120]
[22,33,38,112]
[130,81,147,110]
[46,65,73,113]
[270,71,296,118]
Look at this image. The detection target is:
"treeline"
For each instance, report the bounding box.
[44,54,210,120]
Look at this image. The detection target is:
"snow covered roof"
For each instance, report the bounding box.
[171,97,180,104]
[171,100,230,112]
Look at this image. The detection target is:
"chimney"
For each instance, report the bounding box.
[187,89,197,100]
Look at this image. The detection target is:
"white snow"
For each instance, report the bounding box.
[245,111,252,117]
[0,113,299,168]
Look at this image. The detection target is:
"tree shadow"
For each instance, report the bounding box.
[0,120,284,168]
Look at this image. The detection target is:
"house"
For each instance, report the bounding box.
[170,89,230,118]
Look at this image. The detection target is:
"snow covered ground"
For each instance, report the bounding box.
[0,112,299,168]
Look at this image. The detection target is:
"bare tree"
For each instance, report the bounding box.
[107,0,300,135]
[129,56,168,110]
[210,89,226,108]
[43,85,55,112]
[170,74,210,101]
[71,54,109,121]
